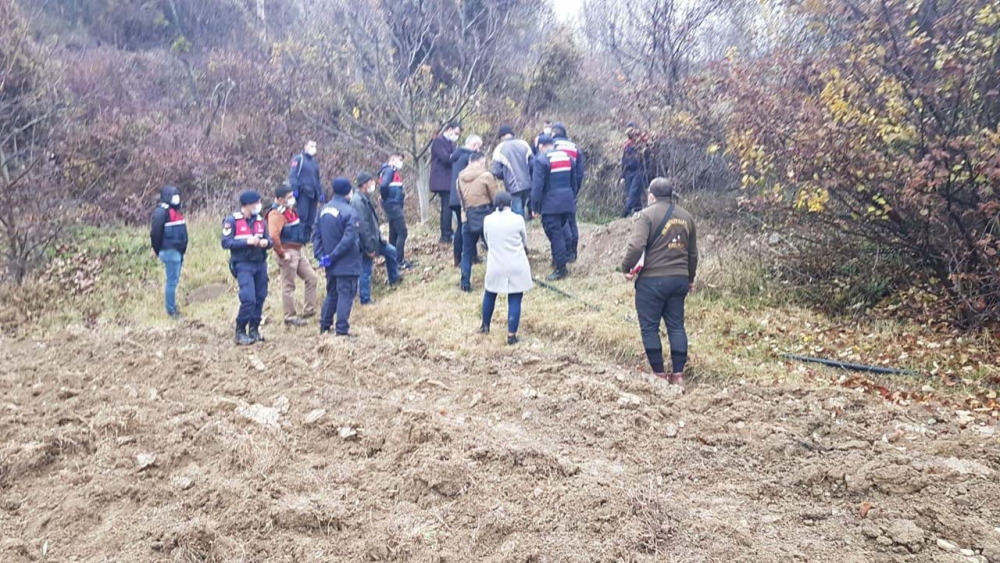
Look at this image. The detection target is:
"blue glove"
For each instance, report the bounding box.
[319,190,326,204]
[318,254,332,269]
[293,189,300,199]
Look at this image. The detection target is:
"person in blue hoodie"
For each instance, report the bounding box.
[149,185,188,319]
[313,178,363,336]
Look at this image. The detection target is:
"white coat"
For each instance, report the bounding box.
[483,208,533,294]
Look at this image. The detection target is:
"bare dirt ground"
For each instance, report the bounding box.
[2,223,999,562]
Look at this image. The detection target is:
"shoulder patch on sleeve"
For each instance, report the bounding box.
[290,158,299,167]
[222,222,233,236]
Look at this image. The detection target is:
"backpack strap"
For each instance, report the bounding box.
[646,202,675,252]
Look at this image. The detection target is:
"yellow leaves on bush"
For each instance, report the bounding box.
[794,186,829,213]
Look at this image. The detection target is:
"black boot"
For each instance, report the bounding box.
[248,324,265,343]
[235,325,254,346]
[546,268,568,281]
[507,335,519,346]
[478,325,490,334]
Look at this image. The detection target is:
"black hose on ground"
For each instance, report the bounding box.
[781,354,920,376]
[532,278,603,312]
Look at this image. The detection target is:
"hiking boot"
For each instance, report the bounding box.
[461,284,472,293]
[567,253,578,264]
[248,327,265,343]
[301,310,316,319]
[478,326,490,335]
[285,317,308,327]
[507,335,520,346]
[168,311,184,320]
[454,256,461,267]
[235,328,254,346]
[545,268,568,281]
[399,260,415,271]
[669,373,686,388]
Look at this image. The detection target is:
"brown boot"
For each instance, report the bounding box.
[669,373,685,388]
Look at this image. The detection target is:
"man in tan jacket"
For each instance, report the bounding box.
[458,153,500,292]
[621,177,698,386]
[267,184,318,326]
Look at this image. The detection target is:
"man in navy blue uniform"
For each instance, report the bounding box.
[378,152,413,269]
[221,190,272,345]
[531,134,578,281]
[313,178,363,336]
[288,139,323,241]
[552,123,585,263]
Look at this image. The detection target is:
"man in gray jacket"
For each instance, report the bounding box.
[491,125,534,217]
[353,171,401,305]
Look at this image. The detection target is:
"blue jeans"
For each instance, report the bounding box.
[359,241,400,304]
[233,261,268,330]
[482,291,523,334]
[460,222,484,289]
[159,249,183,315]
[635,276,689,373]
[321,273,358,335]
[511,192,529,218]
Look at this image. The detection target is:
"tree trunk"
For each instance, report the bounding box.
[416,156,430,223]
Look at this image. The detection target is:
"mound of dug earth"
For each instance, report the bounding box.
[2,313,998,561]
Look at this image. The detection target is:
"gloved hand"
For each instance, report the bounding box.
[318,254,332,269]
[319,191,326,204]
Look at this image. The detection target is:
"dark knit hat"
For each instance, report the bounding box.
[356,171,374,187]
[332,177,352,196]
[275,183,293,198]
[498,125,515,139]
[551,122,567,137]
[536,134,554,146]
[649,177,676,198]
[239,190,261,205]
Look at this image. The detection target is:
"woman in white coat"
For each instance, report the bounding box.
[480,192,533,345]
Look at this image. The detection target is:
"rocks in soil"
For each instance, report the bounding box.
[937,539,960,552]
[136,453,157,472]
[236,403,280,429]
[337,426,358,440]
[886,519,925,552]
[303,408,326,425]
[617,393,642,409]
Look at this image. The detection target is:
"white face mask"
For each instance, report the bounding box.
[367,184,377,196]
[305,145,317,156]
[170,194,180,206]
[286,196,296,208]
[445,132,459,142]
[543,127,552,136]
[253,203,263,215]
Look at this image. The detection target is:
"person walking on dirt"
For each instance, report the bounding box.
[621,178,698,386]
[530,134,578,281]
[378,152,413,270]
[621,121,651,217]
[287,140,323,241]
[431,122,462,243]
[353,171,401,305]
[266,183,318,327]
[222,190,272,346]
[552,123,584,264]
[450,134,483,267]
[458,152,499,292]
[491,125,534,218]
[314,178,362,336]
[480,192,532,345]
[149,185,188,320]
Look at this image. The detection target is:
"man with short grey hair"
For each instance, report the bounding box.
[491,125,534,217]
[621,177,698,387]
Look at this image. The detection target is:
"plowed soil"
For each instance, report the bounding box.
[2,222,998,562]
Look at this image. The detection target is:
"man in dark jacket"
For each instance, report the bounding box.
[449,134,482,267]
[621,177,698,387]
[222,190,272,345]
[353,171,401,305]
[430,122,461,243]
[621,122,651,217]
[314,178,363,336]
[552,123,584,263]
[530,135,578,281]
[288,140,323,241]
[491,125,534,217]
[378,152,413,270]
[150,185,188,319]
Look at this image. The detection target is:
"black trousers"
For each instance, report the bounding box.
[439,195,453,239]
[388,215,408,263]
[635,276,690,373]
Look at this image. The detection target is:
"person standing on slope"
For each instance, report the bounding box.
[621,178,698,387]
[481,192,532,345]
[450,134,483,267]
[530,134,577,281]
[430,122,462,243]
[621,121,652,217]
[378,152,413,270]
[491,125,534,218]
[457,152,499,292]
[313,178,363,336]
[221,191,272,346]
[149,185,188,319]
[266,183,318,327]
[353,171,402,305]
[551,123,584,263]
[287,140,323,241]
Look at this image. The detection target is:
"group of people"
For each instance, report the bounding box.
[149,121,695,385]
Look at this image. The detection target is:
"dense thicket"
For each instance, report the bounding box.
[3,0,998,328]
